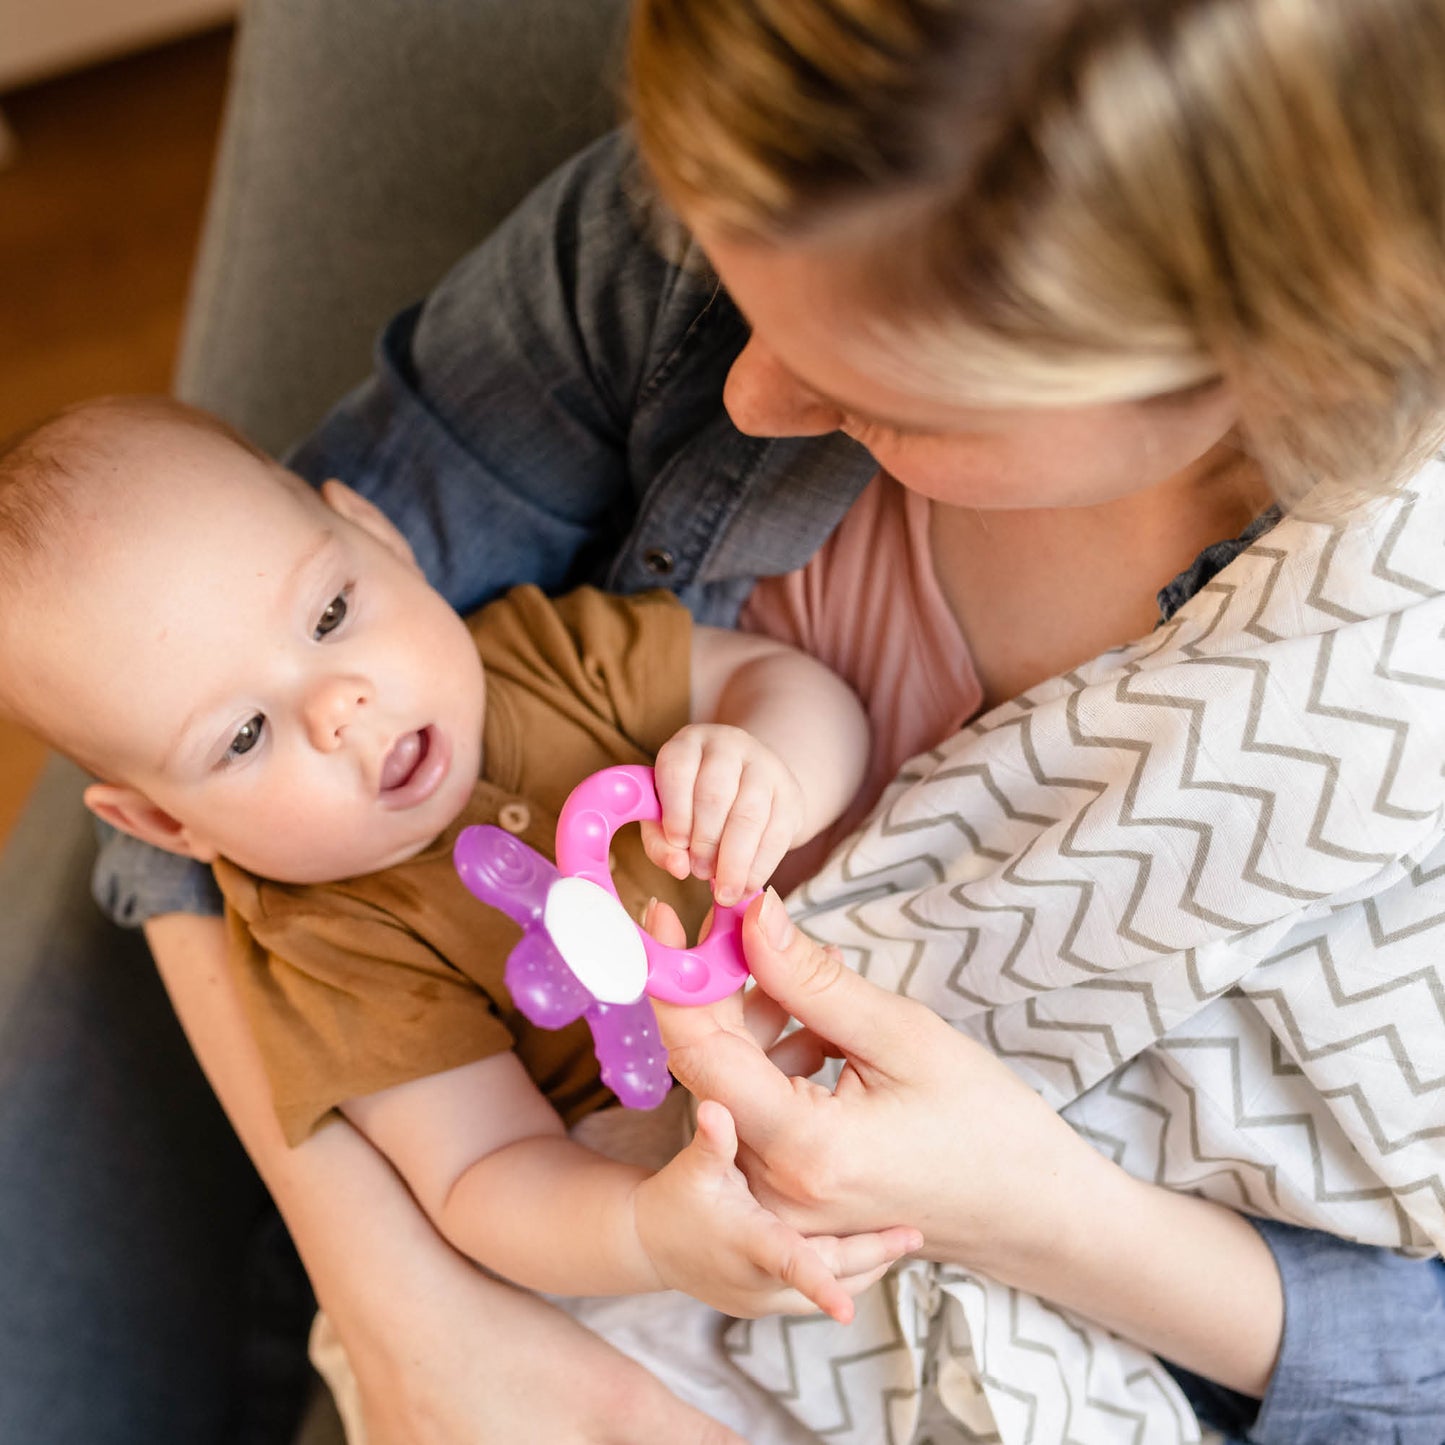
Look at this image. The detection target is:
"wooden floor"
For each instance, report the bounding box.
[0,27,232,847]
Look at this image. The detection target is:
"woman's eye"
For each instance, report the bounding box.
[227,715,266,760]
[314,591,349,639]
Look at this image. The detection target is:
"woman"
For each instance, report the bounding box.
[622,0,1445,1438]
[109,0,1445,1440]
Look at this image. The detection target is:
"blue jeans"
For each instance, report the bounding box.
[0,762,314,1445]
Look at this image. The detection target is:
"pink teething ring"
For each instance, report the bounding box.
[454,765,754,1109]
[556,765,753,1006]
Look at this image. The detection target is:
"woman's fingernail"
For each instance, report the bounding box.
[759,887,795,948]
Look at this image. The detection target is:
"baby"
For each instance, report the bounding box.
[0,396,918,1440]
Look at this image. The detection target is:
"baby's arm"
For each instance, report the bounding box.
[646,627,870,906]
[341,1053,917,1323]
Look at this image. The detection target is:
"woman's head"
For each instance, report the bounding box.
[629,0,1445,512]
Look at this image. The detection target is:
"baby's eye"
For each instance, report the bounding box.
[314,590,349,639]
[227,715,266,760]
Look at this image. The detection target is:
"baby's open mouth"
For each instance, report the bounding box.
[380,728,430,793]
[378,726,452,811]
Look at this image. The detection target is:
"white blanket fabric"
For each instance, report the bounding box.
[730,464,1445,1444]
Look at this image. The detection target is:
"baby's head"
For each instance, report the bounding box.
[0,396,484,883]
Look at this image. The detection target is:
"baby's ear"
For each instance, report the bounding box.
[319,480,420,571]
[82,783,218,863]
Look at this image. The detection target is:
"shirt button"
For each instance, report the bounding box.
[643,547,676,576]
[498,801,531,834]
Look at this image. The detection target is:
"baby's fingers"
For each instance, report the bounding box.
[653,730,705,855]
[806,1226,923,1295]
[692,1099,740,1168]
[687,746,746,883]
[639,818,690,881]
[754,1228,856,1324]
[711,780,782,907]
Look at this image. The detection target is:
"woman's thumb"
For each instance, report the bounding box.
[742,890,901,1065]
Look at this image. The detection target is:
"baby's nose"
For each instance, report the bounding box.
[303,675,370,750]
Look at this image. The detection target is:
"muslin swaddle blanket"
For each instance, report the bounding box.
[729,461,1445,1444]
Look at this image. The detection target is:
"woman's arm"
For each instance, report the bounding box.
[144,910,746,1445]
[657,891,1283,1398]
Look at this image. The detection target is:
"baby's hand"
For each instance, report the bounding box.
[644,724,805,907]
[632,1100,921,1322]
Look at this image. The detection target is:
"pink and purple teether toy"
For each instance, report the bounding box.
[453,765,753,1109]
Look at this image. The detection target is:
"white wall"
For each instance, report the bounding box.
[0,0,237,91]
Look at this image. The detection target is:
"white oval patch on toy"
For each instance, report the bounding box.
[544,876,648,1004]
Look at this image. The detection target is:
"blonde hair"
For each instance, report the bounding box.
[629,0,1445,511]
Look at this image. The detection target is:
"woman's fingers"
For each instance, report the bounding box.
[644,895,690,948]
[740,984,790,1050]
[652,890,923,1154]
[765,1025,834,1079]
[663,1009,803,1146]
[741,891,921,1076]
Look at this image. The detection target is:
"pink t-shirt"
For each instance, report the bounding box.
[739,471,983,893]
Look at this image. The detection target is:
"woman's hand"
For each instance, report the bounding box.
[653,891,1096,1277]
[633,1098,920,1323]
[650,892,1285,1398]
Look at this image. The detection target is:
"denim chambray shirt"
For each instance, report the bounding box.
[95,130,1445,1444]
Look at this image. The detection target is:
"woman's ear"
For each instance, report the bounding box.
[82,783,218,863]
[319,480,421,571]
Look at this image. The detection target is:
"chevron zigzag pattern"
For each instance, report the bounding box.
[739,464,1445,1443]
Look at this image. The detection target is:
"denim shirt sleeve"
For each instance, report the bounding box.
[287,129,724,617]
[1165,1220,1445,1443]
[92,825,224,926]
[288,128,869,621]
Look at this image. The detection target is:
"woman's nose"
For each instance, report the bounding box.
[723,337,843,438]
[303,675,370,750]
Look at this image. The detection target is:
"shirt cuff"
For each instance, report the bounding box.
[1247,1217,1445,1445]
[91,821,223,927]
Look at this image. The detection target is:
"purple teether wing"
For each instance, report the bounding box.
[453,825,671,1109]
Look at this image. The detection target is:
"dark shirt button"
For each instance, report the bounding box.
[643,547,676,576]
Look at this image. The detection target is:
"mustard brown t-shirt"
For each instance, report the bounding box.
[214,585,707,1146]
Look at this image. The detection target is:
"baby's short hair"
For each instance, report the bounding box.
[0,394,267,581]
[0,395,270,740]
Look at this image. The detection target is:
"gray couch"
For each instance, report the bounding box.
[0,3,625,1440]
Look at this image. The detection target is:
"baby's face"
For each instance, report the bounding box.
[24,426,484,883]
